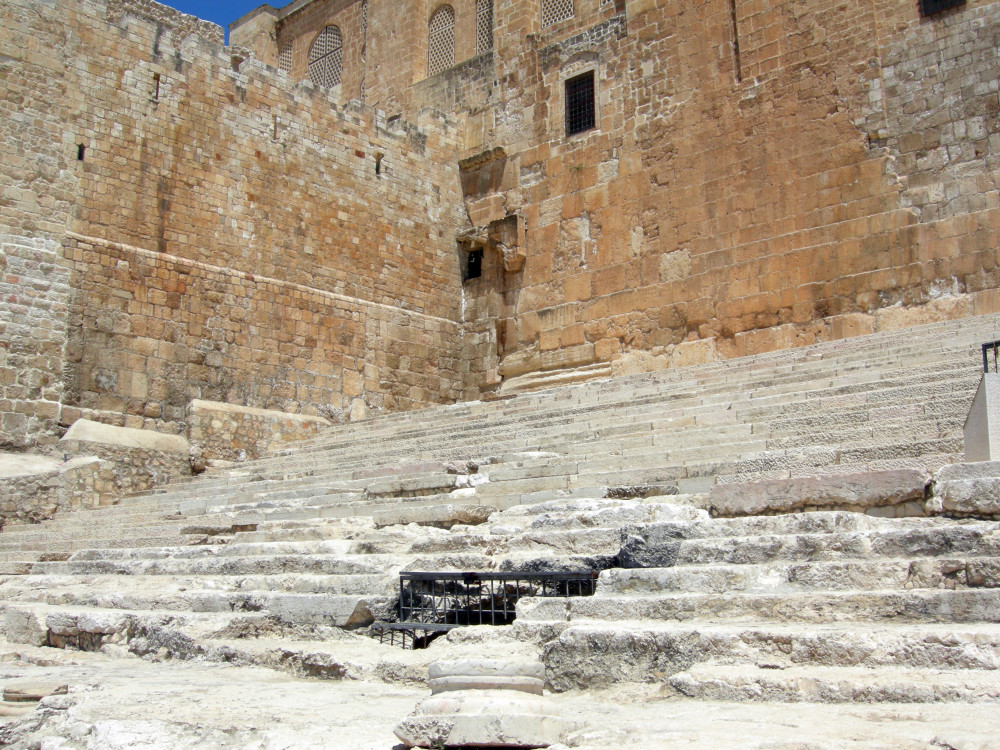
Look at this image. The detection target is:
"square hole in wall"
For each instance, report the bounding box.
[463,247,483,282]
[919,0,965,16]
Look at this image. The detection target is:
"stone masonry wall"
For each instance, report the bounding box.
[187,399,332,463]
[454,0,1000,380]
[0,457,107,527]
[60,233,466,434]
[69,4,464,321]
[0,0,480,447]
[0,238,70,448]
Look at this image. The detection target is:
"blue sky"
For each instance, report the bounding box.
[161,1,273,36]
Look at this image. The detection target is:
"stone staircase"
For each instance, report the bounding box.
[525,509,1000,702]
[1,313,999,730]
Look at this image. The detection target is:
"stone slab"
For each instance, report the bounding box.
[706,469,930,517]
[61,420,189,454]
[372,503,497,529]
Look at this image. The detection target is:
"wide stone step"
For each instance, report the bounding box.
[539,621,1000,690]
[408,528,621,556]
[598,557,1000,594]
[0,572,391,599]
[517,588,1000,624]
[620,525,1000,568]
[669,663,1000,703]
[1,587,394,625]
[27,550,492,577]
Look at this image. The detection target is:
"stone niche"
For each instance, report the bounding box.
[458,214,526,277]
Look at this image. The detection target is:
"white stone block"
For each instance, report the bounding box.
[964,373,1000,461]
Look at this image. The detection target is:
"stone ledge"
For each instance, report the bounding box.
[61,419,189,454]
[706,469,931,517]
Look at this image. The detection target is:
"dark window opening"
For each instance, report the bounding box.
[375,152,384,176]
[152,73,161,100]
[76,144,86,161]
[463,247,483,281]
[565,71,596,137]
[919,0,965,16]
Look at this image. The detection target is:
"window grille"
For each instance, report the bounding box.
[919,0,965,15]
[307,25,343,88]
[427,5,455,76]
[541,0,574,27]
[277,40,293,73]
[476,0,493,54]
[565,70,596,136]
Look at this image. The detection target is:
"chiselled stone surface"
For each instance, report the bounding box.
[705,469,931,517]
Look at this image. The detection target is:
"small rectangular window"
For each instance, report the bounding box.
[565,71,596,137]
[919,0,965,16]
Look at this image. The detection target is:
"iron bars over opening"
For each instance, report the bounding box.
[398,570,598,626]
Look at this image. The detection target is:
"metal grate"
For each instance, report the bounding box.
[919,0,965,16]
[476,0,493,53]
[277,40,293,73]
[307,25,343,88]
[982,341,1000,373]
[398,570,598,626]
[427,5,455,77]
[541,0,574,27]
[565,71,596,136]
[373,622,455,649]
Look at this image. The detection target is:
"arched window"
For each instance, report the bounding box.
[277,40,293,73]
[541,0,574,26]
[476,0,493,53]
[427,5,455,76]
[308,25,343,88]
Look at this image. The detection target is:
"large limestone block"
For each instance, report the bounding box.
[395,691,570,749]
[706,469,930,517]
[372,503,497,529]
[930,461,1000,518]
[61,419,189,454]
[929,477,1000,518]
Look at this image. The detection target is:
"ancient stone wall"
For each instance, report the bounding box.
[0,237,70,448]
[59,233,466,433]
[187,399,332,463]
[452,0,1000,379]
[0,457,106,527]
[0,0,480,448]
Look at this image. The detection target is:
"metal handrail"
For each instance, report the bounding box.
[982,340,1000,373]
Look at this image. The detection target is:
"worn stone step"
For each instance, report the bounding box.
[598,557,1000,594]
[619,524,1000,569]
[669,663,1000,703]
[517,588,1000,624]
[0,572,392,599]
[1,585,394,625]
[28,550,494,577]
[539,621,1000,690]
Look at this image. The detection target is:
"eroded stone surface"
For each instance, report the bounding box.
[707,470,931,517]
